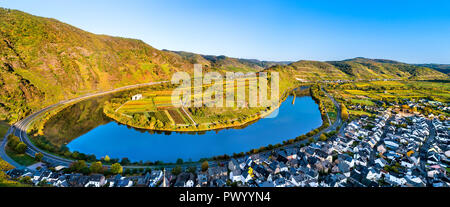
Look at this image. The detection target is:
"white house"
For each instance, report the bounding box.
[366,168,381,181]
[230,170,244,183]
[184,180,194,187]
[85,175,106,187]
[132,94,143,100]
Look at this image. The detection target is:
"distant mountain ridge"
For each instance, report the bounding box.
[0,8,448,122]
[267,57,448,81]
[415,64,450,74]
[165,50,292,72]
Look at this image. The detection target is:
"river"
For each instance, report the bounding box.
[61,95,322,163]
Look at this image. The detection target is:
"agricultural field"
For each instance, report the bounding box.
[330,81,449,103]
[116,99,157,113]
[350,99,375,106]
[326,80,450,117]
[167,109,189,125]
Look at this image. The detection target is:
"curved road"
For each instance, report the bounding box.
[1,81,167,168]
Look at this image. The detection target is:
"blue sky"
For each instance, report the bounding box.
[2,0,450,63]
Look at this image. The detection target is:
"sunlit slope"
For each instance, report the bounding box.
[0,8,195,122]
[267,57,448,81]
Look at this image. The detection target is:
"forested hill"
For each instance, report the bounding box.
[267,57,449,82]
[0,8,201,122]
[166,50,292,72]
[0,8,448,123]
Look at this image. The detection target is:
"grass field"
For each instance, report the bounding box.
[348,110,374,116]
[350,99,375,106]
[5,147,37,166]
[117,99,157,113]
[0,121,9,141]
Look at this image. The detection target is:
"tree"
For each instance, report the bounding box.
[7,135,20,149]
[104,155,110,162]
[71,151,80,159]
[341,103,349,121]
[70,160,87,172]
[201,161,209,172]
[19,176,32,185]
[172,165,182,176]
[110,163,123,174]
[90,161,103,173]
[319,134,328,142]
[15,142,27,154]
[35,152,43,162]
[176,158,183,164]
[120,158,130,166]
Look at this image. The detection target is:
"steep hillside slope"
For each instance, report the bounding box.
[0,8,196,122]
[285,60,350,81]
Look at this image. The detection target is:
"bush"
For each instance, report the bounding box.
[110,163,123,174]
[201,161,209,172]
[70,160,87,173]
[7,135,20,149]
[172,165,182,176]
[35,152,43,162]
[15,142,27,154]
[90,161,103,173]
[319,134,327,141]
[176,158,183,164]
